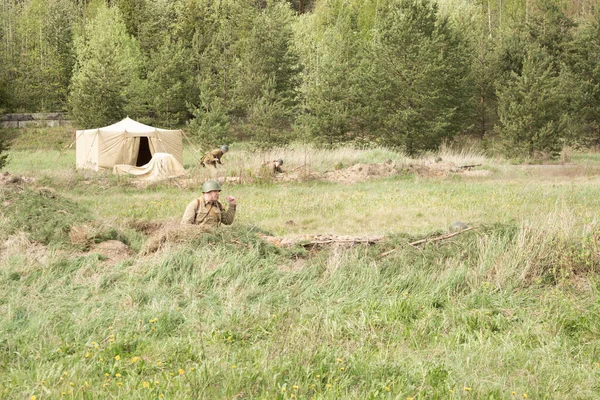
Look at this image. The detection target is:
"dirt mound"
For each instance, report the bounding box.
[405,161,461,177]
[88,240,134,266]
[0,172,35,188]
[321,163,400,184]
[279,161,487,184]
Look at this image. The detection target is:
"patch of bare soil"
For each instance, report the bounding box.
[271,161,487,184]
[0,171,35,187]
[321,163,399,184]
[88,240,134,266]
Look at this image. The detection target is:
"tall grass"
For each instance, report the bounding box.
[2,137,600,398]
[1,221,599,399]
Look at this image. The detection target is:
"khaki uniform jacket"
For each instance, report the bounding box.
[201,149,225,166]
[180,198,236,227]
[261,161,283,175]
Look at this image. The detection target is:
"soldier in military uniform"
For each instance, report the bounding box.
[261,158,284,175]
[201,145,229,168]
[181,180,236,227]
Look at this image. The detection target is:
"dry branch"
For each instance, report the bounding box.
[380,227,474,257]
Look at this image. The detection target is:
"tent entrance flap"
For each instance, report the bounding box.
[136,137,152,166]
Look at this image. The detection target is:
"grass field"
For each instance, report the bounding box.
[1,128,600,399]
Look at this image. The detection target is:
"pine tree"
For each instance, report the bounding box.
[69,4,144,127]
[360,0,474,154]
[564,12,600,146]
[496,45,567,158]
[146,38,193,127]
[294,0,364,146]
[233,1,300,145]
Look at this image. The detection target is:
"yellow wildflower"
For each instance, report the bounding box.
[232,365,237,369]
[523,395,528,399]
[85,352,91,358]
[179,368,185,375]
[158,395,164,399]
[143,381,150,389]
[115,373,121,378]
[464,387,472,391]
[114,355,121,361]
[337,358,342,363]
[385,387,391,392]
[31,396,36,400]
[157,361,163,366]
[131,356,140,363]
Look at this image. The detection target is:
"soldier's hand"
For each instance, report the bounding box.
[227,195,236,206]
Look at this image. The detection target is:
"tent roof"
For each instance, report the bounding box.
[78,117,181,134]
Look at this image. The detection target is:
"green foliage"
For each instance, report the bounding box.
[146,38,193,127]
[0,111,9,170]
[3,0,600,153]
[294,1,364,146]
[187,82,232,147]
[69,4,145,128]
[234,1,301,145]
[0,0,76,112]
[563,12,600,146]
[0,138,9,171]
[496,45,568,158]
[297,0,475,153]
[362,0,475,154]
[2,187,92,246]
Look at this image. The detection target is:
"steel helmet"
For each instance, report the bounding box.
[276,159,283,165]
[221,145,229,152]
[202,180,222,193]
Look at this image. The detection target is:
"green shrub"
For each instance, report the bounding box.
[2,187,92,246]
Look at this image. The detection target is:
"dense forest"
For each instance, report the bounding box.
[1,0,599,157]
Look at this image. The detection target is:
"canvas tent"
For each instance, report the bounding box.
[76,117,183,171]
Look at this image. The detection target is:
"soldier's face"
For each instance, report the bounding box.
[204,190,220,202]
